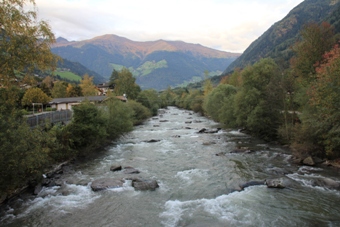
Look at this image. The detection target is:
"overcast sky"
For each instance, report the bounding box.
[35,0,304,53]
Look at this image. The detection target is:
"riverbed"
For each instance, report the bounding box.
[1,106,340,227]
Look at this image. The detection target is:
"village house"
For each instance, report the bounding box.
[49,95,127,111]
[96,83,115,96]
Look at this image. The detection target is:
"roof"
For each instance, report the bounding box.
[49,96,108,104]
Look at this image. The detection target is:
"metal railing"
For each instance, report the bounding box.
[25,110,73,128]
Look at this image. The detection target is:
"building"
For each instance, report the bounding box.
[49,96,108,111]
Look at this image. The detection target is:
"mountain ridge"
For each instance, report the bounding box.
[51,34,241,90]
[53,34,240,59]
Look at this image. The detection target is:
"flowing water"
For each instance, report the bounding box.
[1,106,340,227]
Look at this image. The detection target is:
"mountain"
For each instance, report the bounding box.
[224,0,340,73]
[51,35,240,90]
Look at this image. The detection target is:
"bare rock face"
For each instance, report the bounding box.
[91,178,124,191]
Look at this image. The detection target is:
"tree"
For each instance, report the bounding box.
[136,89,161,115]
[160,86,176,107]
[79,74,97,96]
[203,70,213,96]
[203,84,237,123]
[112,68,141,100]
[51,81,68,98]
[234,58,281,140]
[40,76,54,96]
[66,84,83,97]
[109,69,119,87]
[0,0,58,84]
[21,87,51,106]
[304,44,340,157]
[103,99,134,139]
[0,85,24,113]
[291,22,334,83]
[66,101,107,150]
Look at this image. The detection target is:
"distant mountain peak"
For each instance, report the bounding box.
[56,37,69,44]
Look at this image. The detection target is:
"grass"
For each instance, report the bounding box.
[54,70,82,81]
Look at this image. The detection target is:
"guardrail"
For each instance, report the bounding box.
[25,110,72,128]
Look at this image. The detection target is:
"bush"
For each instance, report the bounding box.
[127,100,152,125]
[102,99,134,139]
[66,101,107,151]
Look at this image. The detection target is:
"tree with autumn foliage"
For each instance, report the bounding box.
[21,87,51,107]
[302,43,340,157]
[80,74,97,96]
[0,0,58,84]
[291,22,335,83]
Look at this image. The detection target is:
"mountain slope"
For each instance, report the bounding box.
[51,35,240,90]
[224,0,340,73]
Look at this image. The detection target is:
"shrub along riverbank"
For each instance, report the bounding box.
[0,98,151,202]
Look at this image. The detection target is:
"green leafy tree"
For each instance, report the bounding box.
[234,58,281,140]
[66,101,107,151]
[0,86,24,113]
[160,86,176,107]
[0,114,50,194]
[136,89,161,115]
[103,99,134,139]
[0,0,58,84]
[112,68,141,100]
[126,100,151,125]
[51,81,68,98]
[21,87,51,106]
[203,84,237,123]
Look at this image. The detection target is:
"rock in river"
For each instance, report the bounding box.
[131,178,159,191]
[91,178,124,191]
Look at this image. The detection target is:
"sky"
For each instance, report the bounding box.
[35,0,304,53]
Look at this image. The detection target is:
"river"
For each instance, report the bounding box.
[1,106,340,227]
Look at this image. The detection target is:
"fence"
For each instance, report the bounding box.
[25,110,73,128]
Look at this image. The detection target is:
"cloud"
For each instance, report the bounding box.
[35,0,303,52]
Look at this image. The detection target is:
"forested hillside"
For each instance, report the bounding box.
[225,0,340,73]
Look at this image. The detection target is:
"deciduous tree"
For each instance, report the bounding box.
[21,87,51,106]
[79,74,97,96]
[112,68,141,100]
[0,0,58,84]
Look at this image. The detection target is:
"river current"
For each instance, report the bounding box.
[1,106,340,227]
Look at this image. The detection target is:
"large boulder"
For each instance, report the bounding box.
[110,165,122,172]
[303,156,316,166]
[311,177,340,190]
[91,178,124,191]
[123,167,140,174]
[266,177,298,189]
[132,179,159,191]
